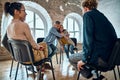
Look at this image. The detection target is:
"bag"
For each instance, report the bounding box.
[33,42,48,62]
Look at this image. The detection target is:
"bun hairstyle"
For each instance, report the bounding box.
[4,2,23,16]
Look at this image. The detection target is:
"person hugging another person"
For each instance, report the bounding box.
[43,21,64,59]
[58,25,76,59]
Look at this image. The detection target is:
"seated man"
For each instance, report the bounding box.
[69,0,117,79]
[43,21,64,58]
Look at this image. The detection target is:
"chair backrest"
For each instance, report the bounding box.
[37,38,44,43]
[70,38,77,46]
[2,32,10,51]
[108,38,120,66]
[7,39,34,64]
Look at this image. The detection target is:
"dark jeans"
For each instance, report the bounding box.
[48,44,57,58]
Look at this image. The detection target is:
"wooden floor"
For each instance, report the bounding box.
[0,53,119,80]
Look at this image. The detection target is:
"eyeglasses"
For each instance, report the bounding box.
[20,9,25,12]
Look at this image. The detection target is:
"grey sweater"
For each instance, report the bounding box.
[44,27,62,45]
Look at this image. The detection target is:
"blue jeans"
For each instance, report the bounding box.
[64,44,74,58]
[48,44,57,58]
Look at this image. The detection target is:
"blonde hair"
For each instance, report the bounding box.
[81,0,98,10]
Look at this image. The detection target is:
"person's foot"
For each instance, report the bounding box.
[92,75,105,80]
[44,63,54,70]
[72,67,76,70]
[27,67,37,73]
[73,47,78,50]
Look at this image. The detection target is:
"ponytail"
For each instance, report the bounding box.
[4,2,23,16]
[4,2,11,16]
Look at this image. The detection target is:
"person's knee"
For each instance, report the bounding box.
[69,55,74,63]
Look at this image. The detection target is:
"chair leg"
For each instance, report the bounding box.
[14,62,19,80]
[113,68,117,80]
[117,66,120,79]
[31,66,36,79]
[60,48,64,64]
[77,71,81,80]
[9,59,14,77]
[55,52,59,64]
[60,49,62,64]
[25,66,28,77]
[37,66,42,80]
[49,59,55,80]
[94,70,101,80]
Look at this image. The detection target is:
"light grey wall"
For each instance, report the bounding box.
[98,0,120,37]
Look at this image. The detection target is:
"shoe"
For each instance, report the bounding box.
[73,47,78,50]
[80,65,93,79]
[27,67,37,73]
[92,75,105,80]
[72,67,76,70]
[44,63,53,70]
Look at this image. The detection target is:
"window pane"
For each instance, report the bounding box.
[75,21,79,31]
[75,32,79,41]
[25,10,34,28]
[63,19,67,29]
[68,18,73,31]
[35,14,44,29]
[35,30,44,39]
[69,33,74,38]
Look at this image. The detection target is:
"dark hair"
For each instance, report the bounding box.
[55,21,61,24]
[81,0,98,10]
[4,2,23,16]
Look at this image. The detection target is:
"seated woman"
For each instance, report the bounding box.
[58,25,76,58]
[4,2,50,78]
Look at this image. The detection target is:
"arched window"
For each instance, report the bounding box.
[63,13,83,43]
[25,10,45,40]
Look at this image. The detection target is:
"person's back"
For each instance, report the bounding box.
[69,0,117,79]
[83,9,117,64]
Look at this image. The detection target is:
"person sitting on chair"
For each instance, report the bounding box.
[58,25,76,58]
[43,21,64,58]
[4,2,48,78]
[69,0,117,79]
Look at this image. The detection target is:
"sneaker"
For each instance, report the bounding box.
[73,47,78,50]
[92,75,105,80]
[72,67,76,70]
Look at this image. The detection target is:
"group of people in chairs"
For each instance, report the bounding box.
[2,0,120,80]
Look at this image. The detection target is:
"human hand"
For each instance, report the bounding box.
[77,60,85,71]
[60,33,65,37]
[39,46,44,51]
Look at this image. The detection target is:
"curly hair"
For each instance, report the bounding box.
[81,0,98,10]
